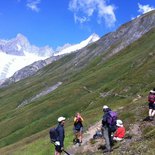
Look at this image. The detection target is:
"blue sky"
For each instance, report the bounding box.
[0,0,155,50]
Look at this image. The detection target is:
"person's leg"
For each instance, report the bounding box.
[55,150,60,155]
[149,109,153,117]
[152,110,155,116]
[55,146,61,155]
[151,104,155,117]
[113,137,123,141]
[103,127,111,151]
[149,103,153,116]
[79,127,83,143]
[149,103,153,120]
[75,129,79,140]
[108,128,113,146]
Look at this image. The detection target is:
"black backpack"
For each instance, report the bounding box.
[49,128,58,142]
[148,93,155,103]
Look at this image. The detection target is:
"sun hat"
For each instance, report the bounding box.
[150,90,155,93]
[116,120,123,127]
[103,105,109,109]
[58,116,66,122]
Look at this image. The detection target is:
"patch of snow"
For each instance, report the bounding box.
[17,82,62,108]
[0,52,48,80]
[54,33,100,56]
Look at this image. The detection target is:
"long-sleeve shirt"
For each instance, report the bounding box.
[114,126,125,138]
[56,123,65,147]
[102,108,111,127]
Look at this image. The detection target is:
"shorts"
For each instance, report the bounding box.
[74,127,83,133]
[55,145,62,153]
[149,102,155,110]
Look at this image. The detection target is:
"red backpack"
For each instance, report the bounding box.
[148,93,155,103]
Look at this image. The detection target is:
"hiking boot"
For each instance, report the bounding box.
[110,142,114,147]
[103,149,113,153]
[149,116,153,121]
[98,145,106,150]
[73,138,78,145]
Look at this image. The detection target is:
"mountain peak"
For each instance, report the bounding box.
[15,33,29,44]
[54,33,100,56]
[86,33,100,44]
[16,33,26,38]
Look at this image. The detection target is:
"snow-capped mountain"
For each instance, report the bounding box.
[0,33,100,81]
[0,34,53,57]
[0,34,54,80]
[54,33,100,56]
[0,52,50,80]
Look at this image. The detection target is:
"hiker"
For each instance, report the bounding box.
[54,116,66,155]
[102,105,117,153]
[148,89,155,121]
[73,112,84,146]
[113,120,126,141]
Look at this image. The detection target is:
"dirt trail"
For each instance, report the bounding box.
[66,118,155,155]
[67,121,103,155]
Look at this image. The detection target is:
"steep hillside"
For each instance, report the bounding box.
[0,12,155,154]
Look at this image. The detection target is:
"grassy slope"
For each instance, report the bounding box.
[0,28,155,154]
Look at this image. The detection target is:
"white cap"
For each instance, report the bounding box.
[150,90,155,93]
[116,120,123,127]
[58,116,66,122]
[103,105,109,109]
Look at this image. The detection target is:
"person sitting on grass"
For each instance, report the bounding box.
[93,127,103,139]
[113,119,126,141]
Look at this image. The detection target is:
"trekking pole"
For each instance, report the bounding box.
[51,141,71,155]
[63,149,70,155]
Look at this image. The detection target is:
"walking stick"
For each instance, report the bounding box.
[63,149,70,155]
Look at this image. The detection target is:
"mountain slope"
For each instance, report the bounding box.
[0,11,155,154]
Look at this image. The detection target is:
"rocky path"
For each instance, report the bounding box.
[66,117,155,155]
[67,121,103,155]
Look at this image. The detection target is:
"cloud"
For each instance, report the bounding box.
[131,3,155,20]
[69,0,116,27]
[26,0,41,12]
[138,3,155,14]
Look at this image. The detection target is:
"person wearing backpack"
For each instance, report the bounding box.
[102,105,117,153]
[73,112,84,146]
[51,116,66,155]
[113,120,126,141]
[148,89,155,121]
